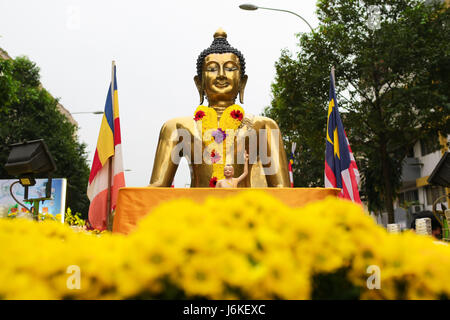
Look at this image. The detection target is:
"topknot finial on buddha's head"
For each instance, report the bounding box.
[213,28,227,39]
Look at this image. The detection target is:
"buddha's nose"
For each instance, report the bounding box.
[218,66,226,78]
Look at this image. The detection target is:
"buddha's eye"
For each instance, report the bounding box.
[225,66,238,72]
[206,66,218,72]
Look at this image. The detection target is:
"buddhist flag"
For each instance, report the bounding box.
[87,62,126,230]
[324,68,361,203]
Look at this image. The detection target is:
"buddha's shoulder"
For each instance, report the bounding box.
[242,114,280,129]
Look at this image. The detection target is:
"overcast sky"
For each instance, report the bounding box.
[0,0,319,187]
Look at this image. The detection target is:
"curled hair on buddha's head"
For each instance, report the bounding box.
[196,28,246,81]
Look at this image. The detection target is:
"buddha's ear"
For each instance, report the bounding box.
[238,75,248,104]
[194,75,204,105]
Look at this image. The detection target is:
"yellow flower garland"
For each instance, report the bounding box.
[194,104,244,187]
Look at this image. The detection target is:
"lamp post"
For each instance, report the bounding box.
[239,3,314,33]
[72,111,104,115]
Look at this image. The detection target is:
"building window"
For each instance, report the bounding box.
[398,189,419,205]
[425,185,447,206]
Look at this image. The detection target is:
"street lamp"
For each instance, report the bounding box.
[72,111,104,115]
[4,139,57,220]
[239,3,314,33]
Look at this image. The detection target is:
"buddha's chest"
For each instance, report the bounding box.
[183,125,259,164]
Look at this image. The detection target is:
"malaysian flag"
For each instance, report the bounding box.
[288,142,296,188]
[324,68,361,203]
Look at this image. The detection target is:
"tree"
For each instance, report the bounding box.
[265,0,450,222]
[0,55,90,216]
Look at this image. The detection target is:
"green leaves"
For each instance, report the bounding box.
[10,56,40,88]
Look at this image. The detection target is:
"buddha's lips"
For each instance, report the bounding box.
[214,81,229,88]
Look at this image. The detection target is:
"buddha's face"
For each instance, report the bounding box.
[202,53,242,103]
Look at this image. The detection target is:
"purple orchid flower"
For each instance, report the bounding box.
[212,128,227,143]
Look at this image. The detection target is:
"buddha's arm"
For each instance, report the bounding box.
[149,120,180,187]
[262,118,290,188]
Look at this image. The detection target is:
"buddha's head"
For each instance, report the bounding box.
[194,28,248,105]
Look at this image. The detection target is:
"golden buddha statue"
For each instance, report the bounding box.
[149,28,290,188]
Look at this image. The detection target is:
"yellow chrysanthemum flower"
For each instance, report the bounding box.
[1,192,450,299]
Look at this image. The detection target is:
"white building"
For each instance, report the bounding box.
[376,134,450,228]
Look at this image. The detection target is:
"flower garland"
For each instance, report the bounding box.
[193,104,244,187]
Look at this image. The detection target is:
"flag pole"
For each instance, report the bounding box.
[106,60,115,231]
[331,65,336,87]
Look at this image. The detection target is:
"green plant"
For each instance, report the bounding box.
[64,207,85,227]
